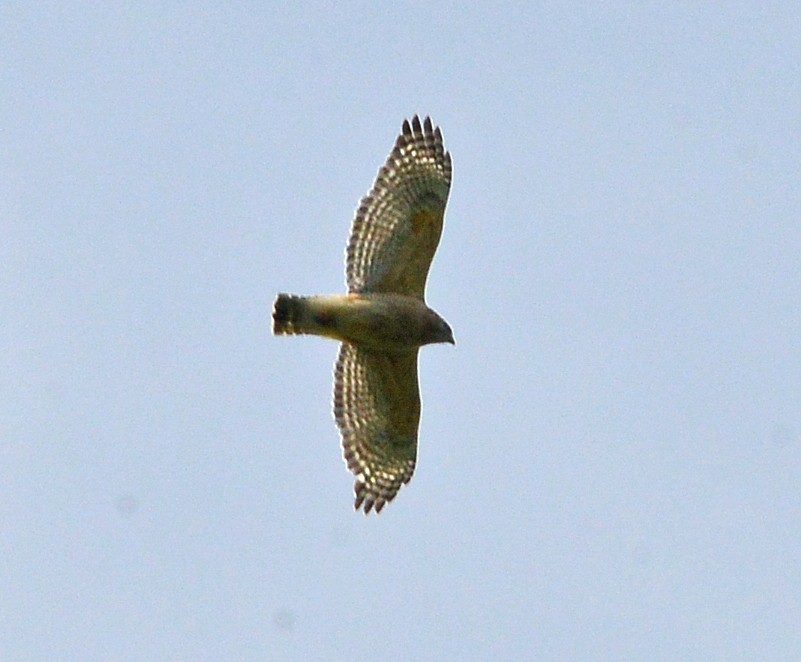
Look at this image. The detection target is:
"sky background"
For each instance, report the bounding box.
[3,3,801,660]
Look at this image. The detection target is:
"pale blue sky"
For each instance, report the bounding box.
[3,3,801,660]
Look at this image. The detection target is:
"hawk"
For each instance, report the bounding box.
[273,115,454,514]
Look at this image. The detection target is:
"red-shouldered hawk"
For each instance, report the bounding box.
[273,116,453,514]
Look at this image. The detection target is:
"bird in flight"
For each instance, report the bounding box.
[273,116,453,514]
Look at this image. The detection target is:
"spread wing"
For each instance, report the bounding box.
[333,342,420,514]
[345,115,452,300]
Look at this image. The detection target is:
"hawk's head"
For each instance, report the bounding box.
[424,309,455,346]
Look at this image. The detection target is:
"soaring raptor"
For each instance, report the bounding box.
[272,116,453,514]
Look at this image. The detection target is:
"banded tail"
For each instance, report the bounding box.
[272,293,309,335]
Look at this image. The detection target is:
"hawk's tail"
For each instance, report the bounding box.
[272,293,308,335]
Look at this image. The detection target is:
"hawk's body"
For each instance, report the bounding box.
[273,116,453,514]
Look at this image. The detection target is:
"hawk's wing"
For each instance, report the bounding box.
[345,116,452,300]
[333,342,420,514]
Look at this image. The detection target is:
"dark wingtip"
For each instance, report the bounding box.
[354,482,365,510]
[353,480,387,515]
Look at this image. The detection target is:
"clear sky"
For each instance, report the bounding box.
[4,3,801,660]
